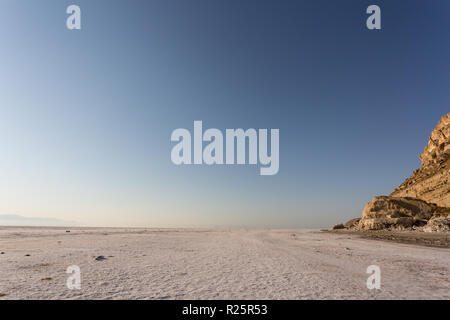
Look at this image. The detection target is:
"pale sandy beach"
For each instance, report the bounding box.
[0,227,449,300]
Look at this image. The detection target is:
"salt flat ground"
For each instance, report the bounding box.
[0,227,448,300]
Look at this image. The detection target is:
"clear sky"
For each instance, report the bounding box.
[0,0,449,228]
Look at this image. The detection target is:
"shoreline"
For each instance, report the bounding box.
[325,229,450,248]
[1,225,449,248]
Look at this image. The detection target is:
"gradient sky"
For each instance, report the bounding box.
[0,0,449,228]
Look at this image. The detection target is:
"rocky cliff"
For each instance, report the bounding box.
[332,113,450,232]
[391,113,450,207]
[357,196,450,232]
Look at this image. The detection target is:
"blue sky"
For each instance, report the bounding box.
[0,0,449,227]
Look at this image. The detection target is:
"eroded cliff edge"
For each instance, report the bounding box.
[333,113,450,233]
[391,113,450,207]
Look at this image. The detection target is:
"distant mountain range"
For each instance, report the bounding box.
[0,214,78,227]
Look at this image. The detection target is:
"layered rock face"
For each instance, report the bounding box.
[359,196,434,230]
[332,113,450,232]
[357,196,450,232]
[391,113,450,207]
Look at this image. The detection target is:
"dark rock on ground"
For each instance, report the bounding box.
[95,255,107,261]
[331,224,345,230]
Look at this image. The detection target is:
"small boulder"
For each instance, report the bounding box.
[331,223,345,230]
[95,256,107,261]
[423,217,450,232]
[344,218,361,229]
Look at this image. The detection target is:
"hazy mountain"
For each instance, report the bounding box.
[0,214,78,227]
